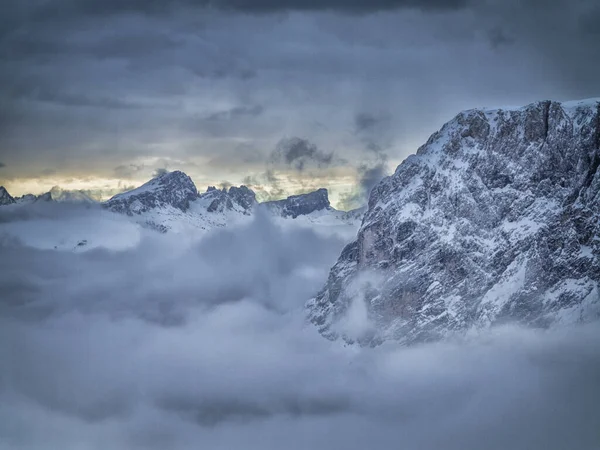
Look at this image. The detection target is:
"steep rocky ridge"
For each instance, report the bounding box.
[261,188,332,218]
[104,170,198,215]
[308,98,600,345]
[0,187,15,206]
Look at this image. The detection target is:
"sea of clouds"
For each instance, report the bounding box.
[0,203,599,450]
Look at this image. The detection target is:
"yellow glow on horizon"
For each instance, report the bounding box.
[2,177,138,201]
[2,163,373,210]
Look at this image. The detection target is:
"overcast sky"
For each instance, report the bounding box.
[0,0,599,207]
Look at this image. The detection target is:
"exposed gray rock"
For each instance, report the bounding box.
[229,186,257,212]
[0,187,15,206]
[103,171,363,232]
[37,192,53,202]
[308,98,600,345]
[104,170,198,215]
[341,206,367,222]
[262,188,331,218]
[202,185,257,215]
[15,194,38,204]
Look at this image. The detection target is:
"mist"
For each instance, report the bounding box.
[1,206,599,450]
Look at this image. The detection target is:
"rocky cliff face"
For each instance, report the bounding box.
[15,194,38,204]
[308,98,600,345]
[102,171,357,234]
[105,171,198,215]
[202,185,257,214]
[262,188,331,218]
[0,187,15,206]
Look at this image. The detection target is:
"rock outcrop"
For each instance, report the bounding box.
[202,186,257,215]
[308,98,600,345]
[105,170,198,215]
[262,188,332,218]
[0,187,15,206]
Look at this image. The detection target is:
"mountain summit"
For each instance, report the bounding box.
[0,186,15,206]
[308,98,600,345]
[201,185,257,215]
[262,188,331,218]
[101,171,361,233]
[105,170,198,215]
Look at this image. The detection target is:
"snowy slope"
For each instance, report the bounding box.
[0,187,15,206]
[261,188,331,218]
[0,171,364,252]
[103,173,363,237]
[105,170,197,215]
[308,98,600,345]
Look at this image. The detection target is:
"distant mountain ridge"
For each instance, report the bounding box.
[202,185,257,215]
[103,172,338,220]
[98,170,363,233]
[0,186,97,205]
[261,188,332,218]
[104,170,198,215]
[0,187,15,206]
[0,171,365,236]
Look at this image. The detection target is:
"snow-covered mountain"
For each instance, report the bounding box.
[261,188,331,218]
[100,171,363,236]
[0,186,15,206]
[105,170,197,215]
[308,98,600,345]
[201,185,257,215]
[14,193,38,204]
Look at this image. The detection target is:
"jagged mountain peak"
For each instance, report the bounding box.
[102,170,361,232]
[105,170,198,215]
[0,186,16,206]
[15,193,38,204]
[309,97,600,346]
[200,184,257,215]
[262,188,331,218]
[228,185,257,211]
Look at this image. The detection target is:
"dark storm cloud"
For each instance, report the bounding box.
[1,0,599,194]
[356,111,392,131]
[270,137,334,172]
[338,158,388,210]
[354,112,386,133]
[237,137,340,201]
[357,162,387,195]
[338,112,392,209]
[0,162,5,168]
